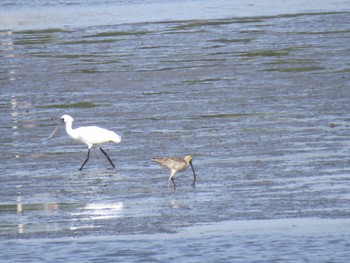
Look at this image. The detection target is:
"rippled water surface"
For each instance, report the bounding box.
[1,0,350,262]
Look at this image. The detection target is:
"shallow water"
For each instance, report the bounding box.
[1,218,350,262]
[1,0,350,30]
[1,0,350,262]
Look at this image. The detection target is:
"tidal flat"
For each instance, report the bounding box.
[1,2,350,262]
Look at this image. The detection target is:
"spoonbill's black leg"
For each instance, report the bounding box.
[100,147,116,168]
[79,149,91,171]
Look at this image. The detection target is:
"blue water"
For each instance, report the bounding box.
[1,219,350,262]
[1,0,350,262]
[1,0,349,30]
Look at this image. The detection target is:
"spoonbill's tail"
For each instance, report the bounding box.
[111,132,122,143]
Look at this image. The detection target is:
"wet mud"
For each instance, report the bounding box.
[1,9,350,262]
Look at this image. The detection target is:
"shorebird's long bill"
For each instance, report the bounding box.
[48,122,61,139]
[190,161,196,187]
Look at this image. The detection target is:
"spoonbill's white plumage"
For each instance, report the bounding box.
[51,114,121,170]
[152,155,196,189]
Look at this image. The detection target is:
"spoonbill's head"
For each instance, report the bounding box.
[49,115,73,139]
[61,115,74,124]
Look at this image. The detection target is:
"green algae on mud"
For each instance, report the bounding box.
[240,50,290,57]
[87,30,151,38]
[199,113,265,119]
[39,101,110,109]
[262,66,325,72]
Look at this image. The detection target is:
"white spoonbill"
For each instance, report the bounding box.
[50,114,121,170]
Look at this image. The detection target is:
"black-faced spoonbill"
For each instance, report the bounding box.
[152,155,196,189]
[50,114,121,170]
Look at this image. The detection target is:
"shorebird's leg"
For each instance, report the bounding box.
[168,171,176,190]
[100,147,115,168]
[79,149,91,171]
[171,177,176,189]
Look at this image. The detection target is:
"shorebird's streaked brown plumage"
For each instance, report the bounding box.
[152,155,196,189]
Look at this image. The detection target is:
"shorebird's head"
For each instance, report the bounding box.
[184,155,192,164]
[61,114,74,124]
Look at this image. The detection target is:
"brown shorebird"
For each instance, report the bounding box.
[152,155,196,189]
